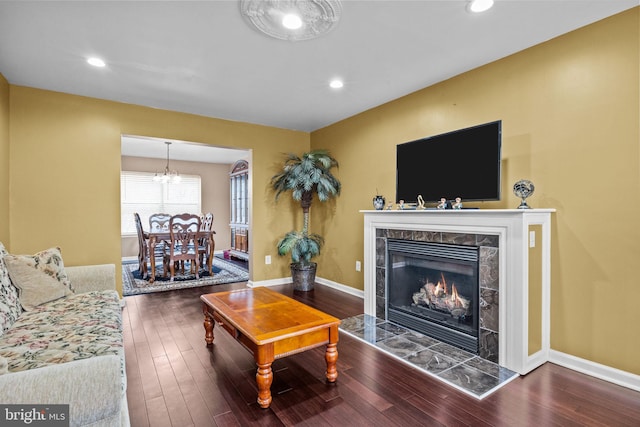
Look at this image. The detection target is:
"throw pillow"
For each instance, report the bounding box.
[0,242,22,337]
[4,247,73,292]
[4,257,73,311]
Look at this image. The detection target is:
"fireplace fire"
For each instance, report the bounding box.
[386,239,480,354]
[412,272,472,318]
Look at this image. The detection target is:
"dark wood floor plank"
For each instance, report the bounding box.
[164,350,218,427]
[180,348,234,417]
[123,299,150,427]
[153,354,195,426]
[144,395,173,427]
[134,321,165,402]
[212,411,240,427]
[123,282,640,426]
[380,403,448,427]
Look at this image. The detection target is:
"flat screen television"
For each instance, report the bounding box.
[396,120,502,204]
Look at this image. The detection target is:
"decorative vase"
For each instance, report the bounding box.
[513,179,535,209]
[373,195,386,210]
[290,262,317,291]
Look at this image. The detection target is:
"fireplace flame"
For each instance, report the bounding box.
[450,284,467,308]
[434,272,450,297]
[414,272,472,316]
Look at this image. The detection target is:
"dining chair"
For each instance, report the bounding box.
[135,213,167,278]
[198,212,215,274]
[134,213,149,278]
[149,213,171,232]
[163,213,201,281]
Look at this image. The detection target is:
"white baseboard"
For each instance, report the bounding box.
[247,277,291,288]
[248,276,364,299]
[315,276,364,299]
[549,349,640,392]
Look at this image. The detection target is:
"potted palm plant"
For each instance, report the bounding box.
[271,149,341,291]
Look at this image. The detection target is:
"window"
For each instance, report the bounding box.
[121,171,201,235]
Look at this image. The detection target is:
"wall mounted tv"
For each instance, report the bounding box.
[396,120,502,204]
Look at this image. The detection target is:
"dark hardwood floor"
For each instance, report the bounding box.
[123,282,640,426]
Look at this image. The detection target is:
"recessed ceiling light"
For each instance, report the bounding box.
[282,13,303,30]
[87,57,106,67]
[329,79,344,89]
[468,0,494,13]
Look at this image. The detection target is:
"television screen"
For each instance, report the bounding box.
[396,120,502,204]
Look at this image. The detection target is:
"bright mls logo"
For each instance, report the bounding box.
[1,405,69,426]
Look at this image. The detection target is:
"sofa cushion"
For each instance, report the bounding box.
[4,247,73,292]
[0,243,22,337]
[4,257,74,311]
[0,290,124,389]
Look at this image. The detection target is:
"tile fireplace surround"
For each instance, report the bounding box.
[362,209,554,375]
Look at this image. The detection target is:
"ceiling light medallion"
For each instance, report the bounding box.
[153,142,181,184]
[240,0,342,41]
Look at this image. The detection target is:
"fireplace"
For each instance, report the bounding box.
[363,209,554,374]
[387,239,480,354]
[376,229,499,362]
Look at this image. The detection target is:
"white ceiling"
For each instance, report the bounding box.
[1,1,637,160]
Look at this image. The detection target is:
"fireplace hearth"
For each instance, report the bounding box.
[387,239,480,354]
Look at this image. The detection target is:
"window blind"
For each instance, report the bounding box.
[121,171,201,235]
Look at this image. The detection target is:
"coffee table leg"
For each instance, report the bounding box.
[325,342,338,382]
[325,325,339,382]
[256,362,273,408]
[203,305,214,346]
[255,344,274,408]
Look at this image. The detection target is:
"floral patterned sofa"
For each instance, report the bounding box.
[0,242,129,427]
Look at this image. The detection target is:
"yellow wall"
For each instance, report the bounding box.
[311,9,640,374]
[0,74,9,244]
[8,87,309,294]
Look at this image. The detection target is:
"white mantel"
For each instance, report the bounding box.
[362,209,554,375]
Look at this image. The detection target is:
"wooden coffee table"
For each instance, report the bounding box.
[201,287,340,408]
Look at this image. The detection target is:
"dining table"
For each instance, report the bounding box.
[147,229,216,283]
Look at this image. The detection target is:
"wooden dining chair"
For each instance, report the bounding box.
[149,213,171,232]
[198,212,215,274]
[135,213,167,278]
[134,213,149,278]
[163,213,201,281]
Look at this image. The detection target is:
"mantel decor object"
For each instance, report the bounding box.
[513,179,535,209]
[373,194,385,210]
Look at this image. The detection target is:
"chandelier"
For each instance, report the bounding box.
[240,0,342,41]
[153,141,181,184]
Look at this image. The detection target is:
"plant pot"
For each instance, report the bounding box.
[290,262,317,291]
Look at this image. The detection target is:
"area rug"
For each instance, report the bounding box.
[122,258,249,296]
